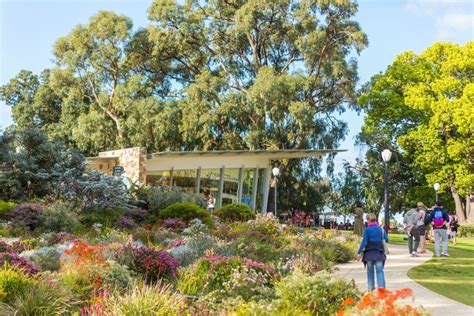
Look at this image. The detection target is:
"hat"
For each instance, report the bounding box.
[417,202,425,208]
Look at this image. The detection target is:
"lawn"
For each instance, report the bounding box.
[389,233,474,306]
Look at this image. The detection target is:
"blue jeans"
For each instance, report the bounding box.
[367,260,385,291]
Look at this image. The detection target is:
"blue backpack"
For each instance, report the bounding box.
[433,208,444,228]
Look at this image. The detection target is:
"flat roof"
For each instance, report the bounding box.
[148,149,345,160]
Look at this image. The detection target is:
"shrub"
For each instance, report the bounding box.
[130,246,179,282]
[159,202,211,225]
[275,271,360,316]
[0,265,35,303]
[214,204,256,222]
[115,216,137,230]
[5,203,43,231]
[8,280,75,315]
[100,261,132,291]
[21,247,62,272]
[338,288,427,316]
[0,201,15,217]
[107,280,186,315]
[80,208,123,228]
[123,207,148,222]
[137,186,206,212]
[44,232,78,246]
[0,253,40,277]
[37,201,81,233]
[54,169,131,211]
[459,224,474,237]
[177,256,276,299]
[162,218,188,231]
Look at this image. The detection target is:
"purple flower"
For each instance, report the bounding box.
[0,252,40,277]
[162,218,187,231]
[46,232,78,246]
[115,216,136,230]
[124,208,148,222]
[131,246,179,282]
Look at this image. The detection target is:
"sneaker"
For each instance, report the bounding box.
[412,252,419,257]
[441,253,450,257]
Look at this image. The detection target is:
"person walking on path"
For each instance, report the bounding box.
[428,201,450,257]
[353,201,364,237]
[450,216,459,245]
[356,213,389,291]
[404,204,421,256]
[417,202,427,254]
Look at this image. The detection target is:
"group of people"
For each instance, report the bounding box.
[404,201,458,257]
[355,200,458,292]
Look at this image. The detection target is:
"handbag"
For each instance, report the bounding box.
[381,228,390,254]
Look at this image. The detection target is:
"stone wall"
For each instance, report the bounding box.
[98,147,147,185]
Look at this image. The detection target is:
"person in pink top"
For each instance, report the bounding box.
[416,202,427,254]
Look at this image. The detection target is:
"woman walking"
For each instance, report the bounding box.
[356,213,389,291]
[417,202,427,254]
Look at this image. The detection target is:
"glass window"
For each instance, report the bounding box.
[172,169,197,193]
[241,169,255,208]
[146,170,171,186]
[222,168,239,206]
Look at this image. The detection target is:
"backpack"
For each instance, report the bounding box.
[433,209,445,228]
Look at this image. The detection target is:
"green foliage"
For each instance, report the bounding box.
[99,261,132,291]
[37,201,81,233]
[0,201,15,217]
[159,203,211,225]
[214,204,255,222]
[55,169,131,212]
[275,271,360,316]
[459,225,474,238]
[106,280,186,315]
[0,128,85,201]
[359,42,474,220]
[21,247,61,272]
[6,280,74,315]
[80,209,124,228]
[137,186,206,214]
[0,266,34,304]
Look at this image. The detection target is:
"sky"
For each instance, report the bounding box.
[0,0,473,171]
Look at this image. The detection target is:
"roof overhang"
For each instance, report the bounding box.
[148,149,345,160]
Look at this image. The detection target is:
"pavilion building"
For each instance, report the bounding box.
[86,147,344,213]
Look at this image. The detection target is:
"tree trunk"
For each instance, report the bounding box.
[451,184,467,223]
[467,193,474,224]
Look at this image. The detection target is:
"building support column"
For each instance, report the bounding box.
[169,167,174,188]
[237,166,244,204]
[217,166,225,208]
[195,166,201,194]
[251,167,259,211]
[261,164,272,215]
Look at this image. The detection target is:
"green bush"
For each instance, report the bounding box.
[275,271,360,316]
[137,186,206,213]
[0,201,15,217]
[214,204,255,222]
[177,256,276,300]
[0,266,35,304]
[7,280,74,315]
[459,224,474,237]
[37,201,82,233]
[21,247,62,272]
[159,203,211,225]
[80,209,124,228]
[107,280,186,315]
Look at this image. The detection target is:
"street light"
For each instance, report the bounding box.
[272,167,280,217]
[381,149,392,233]
[433,183,440,202]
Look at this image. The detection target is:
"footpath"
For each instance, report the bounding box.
[336,243,474,316]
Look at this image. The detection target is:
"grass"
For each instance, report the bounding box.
[389,233,474,306]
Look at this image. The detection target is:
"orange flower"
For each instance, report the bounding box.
[337,310,345,316]
[357,292,377,308]
[395,288,413,299]
[341,297,355,306]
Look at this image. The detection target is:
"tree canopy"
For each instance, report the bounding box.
[359,42,474,222]
[1,0,367,211]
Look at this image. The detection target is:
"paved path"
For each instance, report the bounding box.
[335,244,474,316]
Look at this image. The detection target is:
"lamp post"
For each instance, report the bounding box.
[381,149,392,232]
[433,183,440,203]
[272,167,280,217]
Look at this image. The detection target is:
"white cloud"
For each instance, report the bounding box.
[405,0,474,40]
[438,12,474,39]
